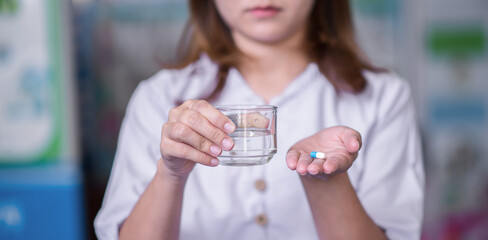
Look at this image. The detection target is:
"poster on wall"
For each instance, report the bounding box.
[419,0,488,239]
[0,0,75,164]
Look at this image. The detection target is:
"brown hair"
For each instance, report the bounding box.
[171,0,383,102]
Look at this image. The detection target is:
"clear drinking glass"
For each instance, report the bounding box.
[215,105,277,166]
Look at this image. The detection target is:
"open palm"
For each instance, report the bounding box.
[286,126,362,179]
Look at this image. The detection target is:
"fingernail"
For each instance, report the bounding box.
[352,140,360,150]
[222,138,233,150]
[324,165,333,174]
[224,122,235,132]
[210,145,221,156]
[211,159,220,166]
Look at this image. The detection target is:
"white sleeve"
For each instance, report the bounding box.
[93,78,172,240]
[356,80,425,240]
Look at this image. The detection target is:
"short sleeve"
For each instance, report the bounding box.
[356,79,425,239]
[93,77,173,240]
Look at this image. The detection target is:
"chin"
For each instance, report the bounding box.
[244,27,296,44]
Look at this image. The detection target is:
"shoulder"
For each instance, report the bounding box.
[137,54,219,105]
[336,70,416,130]
[360,70,414,120]
[362,70,412,103]
[126,55,219,122]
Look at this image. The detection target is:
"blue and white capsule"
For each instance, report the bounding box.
[310,151,326,159]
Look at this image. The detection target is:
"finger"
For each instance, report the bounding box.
[185,100,236,133]
[308,158,326,175]
[296,153,313,175]
[179,109,234,150]
[162,138,219,167]
[165,122,222,157]
[168,104,185,122]
[342,128,362,153]
[323,154,351,174]
[286,150,300,170]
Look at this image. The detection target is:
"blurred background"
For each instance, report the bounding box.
[0,0,487,239]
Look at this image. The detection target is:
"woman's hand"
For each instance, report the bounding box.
[286,126,362,180]
[159,100,236,180]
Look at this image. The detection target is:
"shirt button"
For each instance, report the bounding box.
[255,213,268,226]
[254,179,266,191]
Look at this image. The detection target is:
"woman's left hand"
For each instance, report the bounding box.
[286,126,362,179]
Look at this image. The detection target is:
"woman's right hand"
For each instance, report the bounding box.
[159,100,236,180]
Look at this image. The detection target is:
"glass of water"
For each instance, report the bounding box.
[215,105,277,166]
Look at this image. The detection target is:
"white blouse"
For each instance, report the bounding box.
[94,55,425,240]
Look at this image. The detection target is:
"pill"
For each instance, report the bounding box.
[228,112,270,128]
[310,151,326,159]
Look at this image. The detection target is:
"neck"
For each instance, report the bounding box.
[232,29,311,103]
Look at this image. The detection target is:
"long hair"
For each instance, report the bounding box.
[172,0,383,102]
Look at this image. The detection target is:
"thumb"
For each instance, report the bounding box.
[343,128,362,153]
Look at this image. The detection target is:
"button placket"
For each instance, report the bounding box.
[251,166,268,228]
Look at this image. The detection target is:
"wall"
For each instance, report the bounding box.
[67,0,488,239]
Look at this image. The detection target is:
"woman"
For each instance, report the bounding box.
[95,0,424,239]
